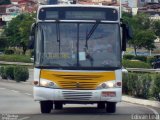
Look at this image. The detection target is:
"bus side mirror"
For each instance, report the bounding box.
[122,67,128,77]
[28,23,36,49]
[121,23,133,51]
[126,24,133,40]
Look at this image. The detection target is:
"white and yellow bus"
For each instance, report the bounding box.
[30,4,131,113]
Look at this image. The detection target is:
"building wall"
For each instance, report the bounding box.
[128,0,138,8]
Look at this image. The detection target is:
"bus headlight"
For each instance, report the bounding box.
[96,81,116,89]
[40,79,59,88]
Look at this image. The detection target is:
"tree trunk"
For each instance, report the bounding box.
[133,45,137,56]
[22,47,27,55]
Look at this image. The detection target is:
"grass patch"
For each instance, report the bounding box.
[122,59,151,68]
[0,64,33,69]
[0,54,32,63]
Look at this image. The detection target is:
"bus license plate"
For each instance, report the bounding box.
[101,91,116,97]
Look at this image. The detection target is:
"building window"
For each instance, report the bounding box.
[141,0,145,2]
[112,0,117,2]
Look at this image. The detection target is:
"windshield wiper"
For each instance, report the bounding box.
[56,21,61,56]
[85,21,100,49]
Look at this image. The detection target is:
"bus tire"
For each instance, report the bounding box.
[97,102,105,109]
[106,102,116,113]
[54,102,63,110]
[40,101,53,113]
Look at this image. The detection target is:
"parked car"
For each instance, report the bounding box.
[152,55,160,69]
[0,51,4,55]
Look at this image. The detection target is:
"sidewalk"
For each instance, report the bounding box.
[122,96,160,108]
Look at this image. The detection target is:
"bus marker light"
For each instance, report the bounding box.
[116,82,122,87]
[101,83,107,88]
[33,81,39,85]
[49,82,54,87]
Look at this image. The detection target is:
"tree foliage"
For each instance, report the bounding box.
[129,30,156,54]
[152,20,160,37]
[4,13,35,54]
[0,37,8,50]
[122,13,156,55]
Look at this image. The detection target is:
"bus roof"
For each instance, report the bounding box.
[38,4,120,10]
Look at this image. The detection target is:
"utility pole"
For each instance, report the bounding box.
[119,0,122,18]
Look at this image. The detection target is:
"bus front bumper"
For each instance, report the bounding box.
[33,86,122,102]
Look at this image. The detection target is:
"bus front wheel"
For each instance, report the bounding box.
[40,101,53,113]
[106,102,116,113]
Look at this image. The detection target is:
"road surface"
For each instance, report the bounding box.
[0,80,159,120]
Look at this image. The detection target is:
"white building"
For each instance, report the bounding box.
[11,0,19,5]
[1,5,21,22]
[6,5,20,14]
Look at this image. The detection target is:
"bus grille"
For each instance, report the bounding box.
[62,91,92,100]
[57,75,101,90]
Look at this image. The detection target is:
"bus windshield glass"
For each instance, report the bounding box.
[35,22,121,69]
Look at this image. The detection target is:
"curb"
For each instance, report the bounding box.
[122,96,160,108]
[0,61,33,66]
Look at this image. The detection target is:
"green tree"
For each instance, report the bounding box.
[0,37,8,50]
[0,0,11,5]
[4,16,22,47]
[129,30,156,55]
[152,20,160,37]
[122,13,156,55]
[4,13,35,54]
[0,31,8,50]
[19,14,35,54]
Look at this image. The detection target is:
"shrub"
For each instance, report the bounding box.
[126,73,137,96]
[150,74,160,101]
[0,66,7,79]
[123,73,152,99]
[14,66,29,82]
[134,74,151,99]
[123,54,135,60]
[5,66,15,80]
[122,60,151,68]
[147,56,156,65]
[122,73,129,94]
[133,56,147,62]
[4,49,14,55]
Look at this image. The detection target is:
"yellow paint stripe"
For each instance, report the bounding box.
[40,70,115,89]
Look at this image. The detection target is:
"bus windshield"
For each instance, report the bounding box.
[35,22,121,69]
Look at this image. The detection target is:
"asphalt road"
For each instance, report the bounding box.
[0,80,159,120]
